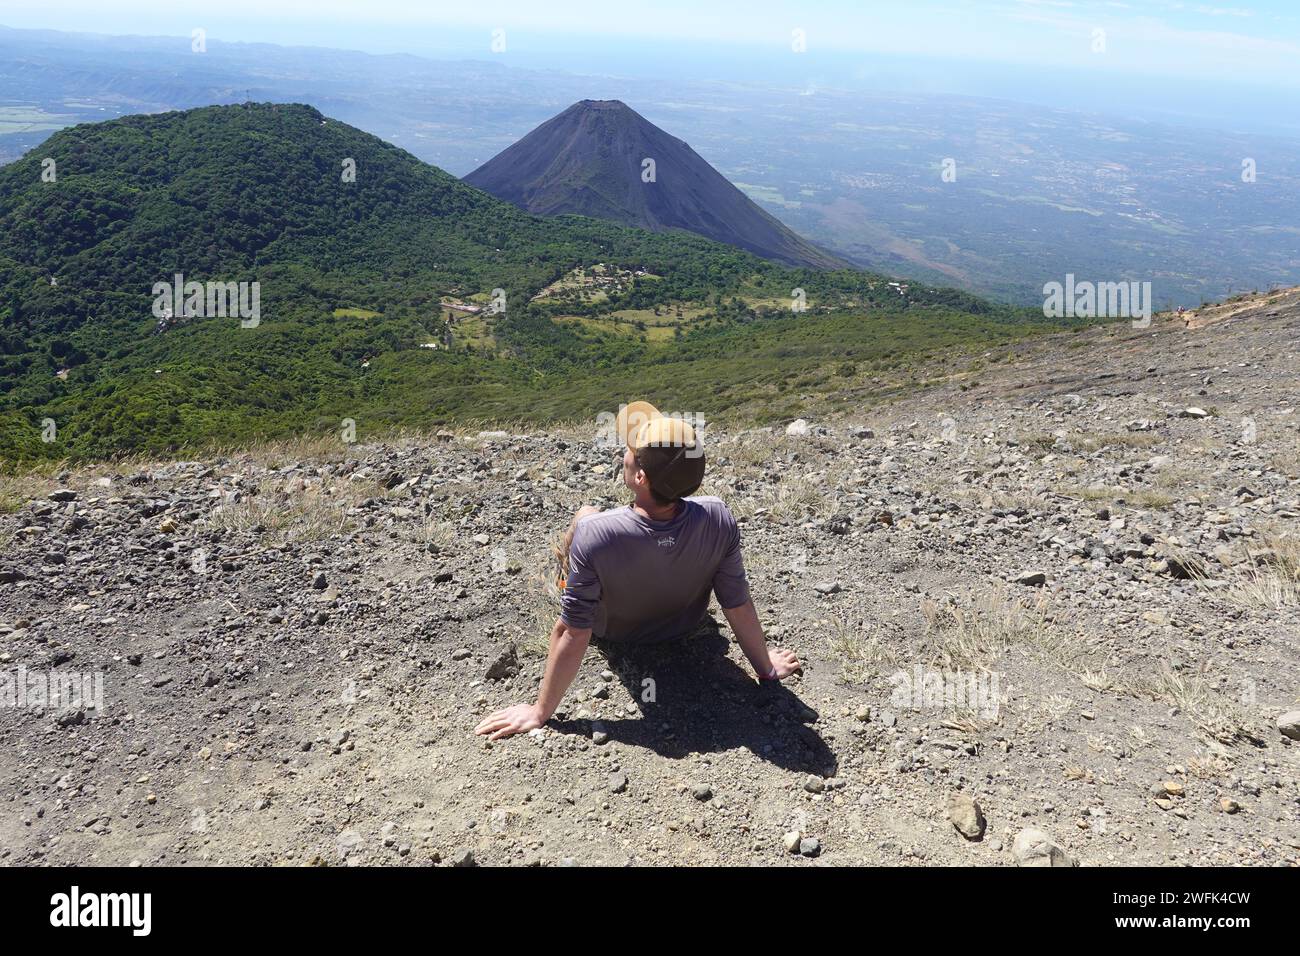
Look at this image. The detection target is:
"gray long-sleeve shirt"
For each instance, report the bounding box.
[560,496,751,644]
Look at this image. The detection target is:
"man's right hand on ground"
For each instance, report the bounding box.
[768,647,802,679]
[475,703,545,740]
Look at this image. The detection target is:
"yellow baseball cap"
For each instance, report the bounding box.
[615,401,705,500]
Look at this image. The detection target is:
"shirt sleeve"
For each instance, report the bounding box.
[560,522,602,631]
[711,504,751,610]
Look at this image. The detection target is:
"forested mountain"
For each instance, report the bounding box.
[0,104,1041,462]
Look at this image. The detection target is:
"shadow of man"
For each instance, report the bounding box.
[550,616,837,777]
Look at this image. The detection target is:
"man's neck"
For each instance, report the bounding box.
[633,496,680,522]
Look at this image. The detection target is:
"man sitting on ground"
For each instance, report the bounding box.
[475,401,800,740]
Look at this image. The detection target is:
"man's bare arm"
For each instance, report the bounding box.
[721,599,801,680]
[535,616,592,719]
[474,617,592,740]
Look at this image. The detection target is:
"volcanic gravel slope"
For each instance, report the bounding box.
[1,288,1298,867]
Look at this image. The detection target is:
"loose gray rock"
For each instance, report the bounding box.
[946,793,986,841]
[1012,828,1075,867]
[1011,570,1047,587]
[484,644,520,681]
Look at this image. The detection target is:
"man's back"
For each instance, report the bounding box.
[560,495,751,644]
[474,403,802,741]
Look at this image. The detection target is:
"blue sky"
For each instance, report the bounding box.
[4,1,1298,89]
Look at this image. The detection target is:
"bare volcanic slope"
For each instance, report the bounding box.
[464,100,847,270]
[1,288,1299,866]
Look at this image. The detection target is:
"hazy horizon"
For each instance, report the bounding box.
[3,13,1298,307]
[3,0,1299,136]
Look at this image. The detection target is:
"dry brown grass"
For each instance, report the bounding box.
[229,434,359,470]
[405,518,457,551]
[516,565,563,660]
[1072,432,1162,453]
[203,480,370,544]
[1017,693,1077,736]
[0,483,29,516]
[720,432,781,470]
[1016,433,1060,454]
[823,615,900,684]
[1273,442,1300,480]
[1076,666,1137,696]
[0,469,69,513]
[1223,525,1300,610]
[943,483,1052,512]
[1126,724,1153,753]
[1077,651,1259,747]
[1172,524,1300,610]
[1059,483,1177,510]
[941,707,1001,733]
[1186,750,1236,779]
[729,462,845,524]
[221,417,599,470]
[920,587,1061,671]
[1139,664,1259,746]
[1016,427,1162,457]
[916,589,1140,724]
